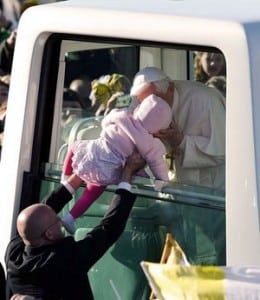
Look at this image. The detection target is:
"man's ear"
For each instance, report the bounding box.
[44,229,55,241]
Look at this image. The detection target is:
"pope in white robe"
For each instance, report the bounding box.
[130,67,226,265]
[130,66,225,191]
[162,79,225,191]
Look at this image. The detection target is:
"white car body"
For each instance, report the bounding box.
[0,0,260,276]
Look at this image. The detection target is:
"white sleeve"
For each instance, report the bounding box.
[117,182,131,192]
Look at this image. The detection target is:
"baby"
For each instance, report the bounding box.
[61,76,172,233]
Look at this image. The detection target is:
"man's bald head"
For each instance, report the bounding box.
[17,203,63,246]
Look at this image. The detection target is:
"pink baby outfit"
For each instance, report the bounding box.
[62,94,172,221]
[71,94,172,184]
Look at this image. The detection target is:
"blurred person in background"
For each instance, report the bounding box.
[0,7,12,42]
[194,51,226,82]
[0,75,9,159]
[1,0,38,28]
[194,51,226,98]
[69,76,92,110]
[0,27,16,74]
[0,7,16,75]
[60,88,86,147]
[0,0,39,75]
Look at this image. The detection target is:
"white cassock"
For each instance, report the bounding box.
[170,80,225,191]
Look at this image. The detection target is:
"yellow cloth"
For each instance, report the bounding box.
[108,73,124,93]
[91,81,111,105]
[141,262,260,300]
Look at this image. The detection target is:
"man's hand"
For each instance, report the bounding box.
[154,120,184,151]
[66,174,83,190]
[121,151,146,183]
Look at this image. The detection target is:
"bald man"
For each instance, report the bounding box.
[5,152,145,300]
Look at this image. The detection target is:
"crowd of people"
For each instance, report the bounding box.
[0,3,16,160]
[0,0,56,160]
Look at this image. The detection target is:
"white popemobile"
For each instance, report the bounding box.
[0,0,260,298]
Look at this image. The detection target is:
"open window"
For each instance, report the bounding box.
[30,34,225,299]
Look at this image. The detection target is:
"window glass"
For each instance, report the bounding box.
[50,41,226,194]
[45,38,226,269]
